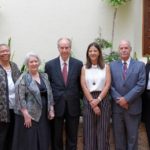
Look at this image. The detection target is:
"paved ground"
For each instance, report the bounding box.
[76,118,149,150]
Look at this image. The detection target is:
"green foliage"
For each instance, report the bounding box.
[95,38,112,49]
[8,37,11,48]
[20,64,26,73]
[133,52,138,60]
[7,37,15,61]
[104,0,130,7]
[104,51,119,63]
[95,37,119,62]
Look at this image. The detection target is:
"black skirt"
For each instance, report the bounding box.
[12,80,51,150]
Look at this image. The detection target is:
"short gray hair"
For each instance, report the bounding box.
[118,40,132,50]
[24,52,41,66]
[57,37,72,48]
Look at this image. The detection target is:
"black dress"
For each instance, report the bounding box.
[12,78,51,150]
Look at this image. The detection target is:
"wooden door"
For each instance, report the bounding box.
[143,0,150,55]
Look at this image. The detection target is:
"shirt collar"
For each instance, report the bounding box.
[122,57,131,66]
[59,56,69,66]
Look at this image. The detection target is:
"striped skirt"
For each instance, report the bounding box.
[83,91,111,150]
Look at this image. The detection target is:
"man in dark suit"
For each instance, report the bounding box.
[45,37,83,150]
[110,40,146,150]
[142,61,150,147]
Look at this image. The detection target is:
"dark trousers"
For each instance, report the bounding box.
[0,110,15,150]
[143,90,150,147]
[53,108,79,150]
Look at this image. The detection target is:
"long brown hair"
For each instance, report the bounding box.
[85,42,105,69]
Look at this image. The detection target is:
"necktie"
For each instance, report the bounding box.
[123,62,127,80]
[62,62,68,85]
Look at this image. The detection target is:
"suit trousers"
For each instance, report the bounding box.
[112,112,141,150]
[53,105,79,150]
[143,90,150,147]
[0,109,15,150]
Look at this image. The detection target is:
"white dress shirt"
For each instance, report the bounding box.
[147,72,150,90]
[6,69,15,109]
[59,56,69,72]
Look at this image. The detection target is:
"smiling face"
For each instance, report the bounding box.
[0,45,11,63]
[58,38,71,61]
[88,45,100,64]
[119,40,131,61]
[27,56,40,73]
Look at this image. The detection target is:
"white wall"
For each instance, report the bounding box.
[0,0,143,67]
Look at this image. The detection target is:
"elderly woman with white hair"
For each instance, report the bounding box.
[12,52,54,150]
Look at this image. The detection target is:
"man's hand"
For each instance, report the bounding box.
[117,97,129,109]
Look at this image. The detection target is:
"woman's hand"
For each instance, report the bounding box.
[48,110,55,120]
[21,108,33,128]
[93,106,101,116]
[90,99,99,109]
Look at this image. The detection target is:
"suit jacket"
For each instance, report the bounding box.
[142,63,150,121]
[45,57,83,117]
[0,62,20,122]
[145,63,150,88]
[110,58,146,115]
[14,72,54,122]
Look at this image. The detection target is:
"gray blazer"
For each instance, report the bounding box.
[14,72,54,122]
[110,58,146,115]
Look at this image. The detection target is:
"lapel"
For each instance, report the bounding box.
[67,57,74,85]
[117,59,135,82]
[55,57,66,86]
[25,73,42,106]
[117,60,124,81]
[125,58,135,80]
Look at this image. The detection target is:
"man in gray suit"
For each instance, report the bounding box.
[110,40,146,150]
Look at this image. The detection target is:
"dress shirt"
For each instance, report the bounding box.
[6,69,15,109]
[59,56,69,72]
[121,57,131,69]
[147,72,150,90]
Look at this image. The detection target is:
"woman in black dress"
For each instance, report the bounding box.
[12,52,54,150]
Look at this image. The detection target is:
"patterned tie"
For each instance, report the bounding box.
[123,61,127,80]
[62,62,68,85]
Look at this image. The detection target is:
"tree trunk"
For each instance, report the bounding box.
[111,7,117,52]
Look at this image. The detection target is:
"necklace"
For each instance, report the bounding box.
[91,65,98,86]
[92,75,97,85]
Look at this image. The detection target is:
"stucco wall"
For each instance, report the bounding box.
[0,0,143,66]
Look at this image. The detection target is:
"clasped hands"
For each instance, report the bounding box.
[90,99,101,116]
[116,97,128,109]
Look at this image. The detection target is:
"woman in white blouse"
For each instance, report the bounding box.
[81,42,111,150]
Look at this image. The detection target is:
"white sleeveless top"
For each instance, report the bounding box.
[84,64,106,92]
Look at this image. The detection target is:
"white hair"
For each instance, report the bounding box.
[24,52,41,66]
